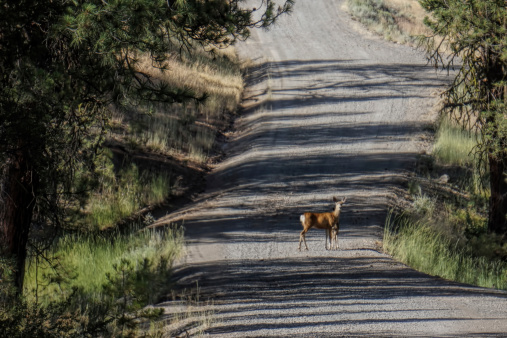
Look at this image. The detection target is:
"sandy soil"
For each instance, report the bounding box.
[155,1,507,336]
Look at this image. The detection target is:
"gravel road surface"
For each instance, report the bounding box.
[156,1,507,336]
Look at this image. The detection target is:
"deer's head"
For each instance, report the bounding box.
[332,196,346,213]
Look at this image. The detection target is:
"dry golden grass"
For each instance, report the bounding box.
[137,48,243,113]
[113,46,244,163]
[346,0,433,46]
[383,0,431,38]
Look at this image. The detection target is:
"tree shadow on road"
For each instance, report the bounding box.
[162,256,507,336]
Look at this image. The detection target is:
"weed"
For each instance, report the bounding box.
[412,193,436,217]
[407,180,422,196]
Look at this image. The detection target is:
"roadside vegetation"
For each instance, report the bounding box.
[113,46,243,163]
[348,0,507,290]
[346,0,430,45]
[384,117,507,289]
[24,225,184,306]
[4,46,243,337]
[384,117,507,290]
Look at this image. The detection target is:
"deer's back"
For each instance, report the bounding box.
[301,212,335,229]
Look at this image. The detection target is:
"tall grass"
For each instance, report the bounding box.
[384,214,507,289]
[24,226,184,305]
[433,117,478,166]
[123,46,244,163]
[85,163,172,230]
[85,46,244,232]
[432,116,486,196]
[10,36,239,338]
[128,109,217,162]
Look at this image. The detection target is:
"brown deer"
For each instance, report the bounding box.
[298,197,346,251]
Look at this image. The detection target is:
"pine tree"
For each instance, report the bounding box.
[419,0,507,233]
[0,0,294,293]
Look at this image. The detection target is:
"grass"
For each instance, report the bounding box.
[83,45,244,231]
[17,42,241,335]
[433,116,478,167]
[384,214,507,289]
[117,45,244,163]
[346,0,430,45]
[24,225,184,305]
[85,161,172,230]
[19,225,185,336]
[163,285,216,337]
[433,115,487,197]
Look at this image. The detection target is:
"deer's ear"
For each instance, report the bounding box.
[341,197,347,204]
[333,196,338,202]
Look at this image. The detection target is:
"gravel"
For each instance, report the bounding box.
[156,1,507,336]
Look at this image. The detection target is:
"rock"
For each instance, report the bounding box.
[439,174,450,184]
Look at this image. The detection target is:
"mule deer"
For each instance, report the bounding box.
[298,197,346,251]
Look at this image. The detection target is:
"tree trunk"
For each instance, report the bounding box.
[488,154,507,234]
[0,150,36,293]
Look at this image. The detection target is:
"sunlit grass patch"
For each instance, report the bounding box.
[84,161,172,230]
[24,226,184,305]
[384,214,507,289]
[120,46,243,164]
[432,115,487,197]
[433,116,478,167]
[384,110,500,290]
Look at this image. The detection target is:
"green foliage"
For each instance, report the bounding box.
[432,116,487,196]
[101,259,166,337]
[385,107,506,290]
[0,257,17,305]
[0,298,82,338]
[411,193,436,216]
[0,0,294,332]
[85,162,172,230]
[449,206,488,236]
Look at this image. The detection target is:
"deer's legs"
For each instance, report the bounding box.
[331,226,339,250]
[325,228,331,250]
[331,229,336,250]
[299,229,309,251]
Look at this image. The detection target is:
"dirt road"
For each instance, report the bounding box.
[156,1,507,336]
